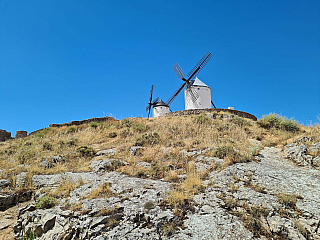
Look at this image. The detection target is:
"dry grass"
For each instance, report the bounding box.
[87,182,116,199]
[0,113,317,199]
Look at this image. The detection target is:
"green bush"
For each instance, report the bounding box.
[250,146,260,156]
[121,118,132,127]
[67,126,76,133]
[194,113,210,124]
[76,146,95,157]
[135,133,160,146]
[257,113,300,132]
[90,121,98,128]
[229,117,250,127]
[132,123,146,132]
[36,196,56,209]
[214,146,236,159]
[33,128,51,138]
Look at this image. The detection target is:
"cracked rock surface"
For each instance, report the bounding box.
[10,145,320,239]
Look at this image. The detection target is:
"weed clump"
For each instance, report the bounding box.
[144,201,155,210]
[277,193,302,209]
[213,146,235,159]
[229,117,250,127]
[76,146,95,157]
[67,126,76,133]
[42,142,53,151]
[132,123,146,132]
[90,121,98,128]
[36,196,56,209]
[135,133,160,146]
[33,128,51,138]
[121,118,132,127]
[257,113,300,132]
[193,113,210,124]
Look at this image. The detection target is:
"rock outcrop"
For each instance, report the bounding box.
[11,145,320,239]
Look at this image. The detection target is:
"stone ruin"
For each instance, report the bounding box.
[15,131,28,139]
[0,130,12,142]
[0,129,28,142]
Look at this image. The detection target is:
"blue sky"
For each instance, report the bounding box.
[0,0,319,135]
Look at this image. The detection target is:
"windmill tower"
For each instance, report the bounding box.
[184,77,211,110]
[153,100,170,117]
[166,52,216,110]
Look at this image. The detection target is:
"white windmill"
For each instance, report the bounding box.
[166,52,216,110]
[146,85,170,118]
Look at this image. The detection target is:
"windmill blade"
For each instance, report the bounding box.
[146,104,151,112]
[190,88,199,102]
[172,62,186,80]
[186,88,199,103]
[211,101,216,109]
[166,82,187,106]
[149,85,154,104]
[152,97,159,105]
[187,52,212,80]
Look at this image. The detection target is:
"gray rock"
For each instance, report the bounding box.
[0,179,10,188]
[16,172,27,188]
[136,161,151,168]
[284,143,313,166]
[129,146,144,156]
[91,158,128,172]
[0,193,18,211]
[295,136,314,144]
[14,146,320,240]
[42,213,56,233]
[0,191,32,211]
[313,156,320,167]
[40,155,66,168]
[96,148,117,157]
[18,204,36,217]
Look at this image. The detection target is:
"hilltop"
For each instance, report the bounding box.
[0,111,319,240]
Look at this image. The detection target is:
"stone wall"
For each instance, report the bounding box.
[29,116,117,136]
[0,130,11,142]
[15,131,28,139]
[48,116,116,128]
[164,108,257,121]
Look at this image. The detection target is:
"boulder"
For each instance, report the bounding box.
[129,146,144,156]
[42,214,56,233]
[40,155,66,168]
[91,159,128,172]
[0,179,10,189]
[96,148,117,157]
[16,172,27,188]
[136,162,151,169]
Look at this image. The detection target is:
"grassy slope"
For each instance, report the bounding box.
[0,113,319,200]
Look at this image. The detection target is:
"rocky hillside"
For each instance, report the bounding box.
[0,112,319,240]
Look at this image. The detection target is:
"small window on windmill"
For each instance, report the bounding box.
[198,88,200,90]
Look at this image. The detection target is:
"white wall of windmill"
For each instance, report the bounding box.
[184,86,211,110]
[153,106,170,118]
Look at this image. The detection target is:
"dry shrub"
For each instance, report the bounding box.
[277,193,302,209]
[164,170,179,182]
[88,182,116,199]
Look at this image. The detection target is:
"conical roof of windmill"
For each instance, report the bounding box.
[191,77,209,88]
[154,99,169,107]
